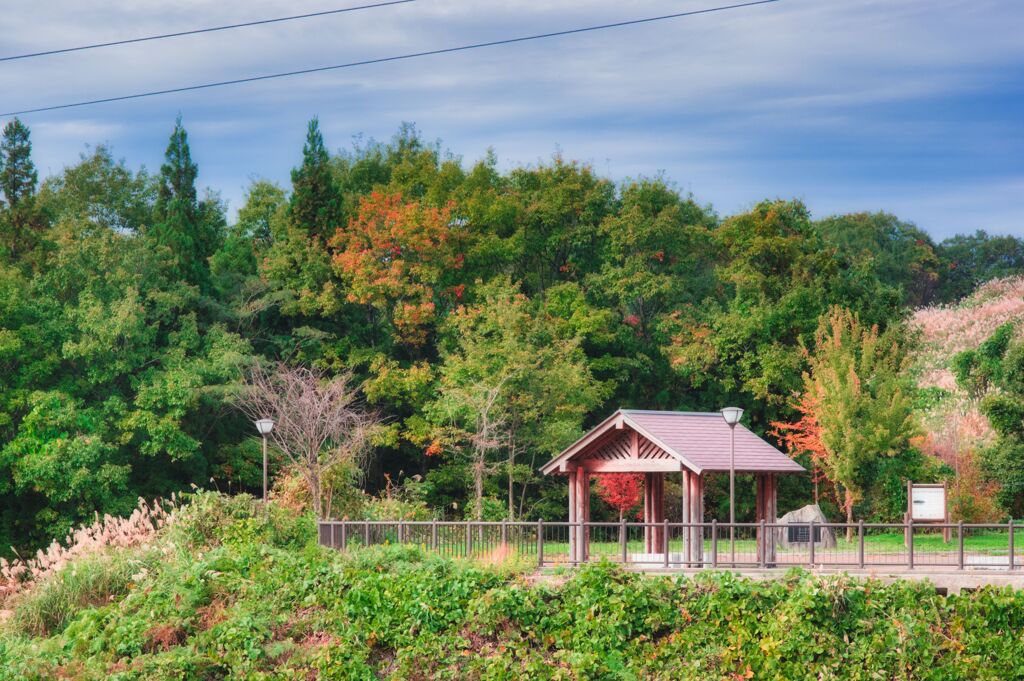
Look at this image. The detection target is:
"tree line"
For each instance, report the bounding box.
[1,115,1021,551]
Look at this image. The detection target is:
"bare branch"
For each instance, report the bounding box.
[235,361,381,517]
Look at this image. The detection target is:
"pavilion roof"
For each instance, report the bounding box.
[541,409,806,476]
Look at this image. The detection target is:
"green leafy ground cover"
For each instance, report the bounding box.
[2,494,1023,680]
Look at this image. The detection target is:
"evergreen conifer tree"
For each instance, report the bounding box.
[150,115,220,289]
[0,118,40,259]
[289,117,341,242]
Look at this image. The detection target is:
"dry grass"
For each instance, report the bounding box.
[910,276,1024,521]
[0,497,173,601]
[912,276,1024,391]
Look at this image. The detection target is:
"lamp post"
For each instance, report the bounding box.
[721,407,743,566]
[254,418,275,502]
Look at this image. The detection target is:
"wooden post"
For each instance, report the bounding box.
[583,472,591,562]
[857,520,864,568]
[341,521,347,551]
[957,520,964,570]
[689,473,704,566]
[652,474,665,554]
[711,519,718,568]
[682,469,691,565]
[537,519,544,567]
[755,474,765,565]
[466,520,472,558]
[364,520,370,546]
[1010,519,1015,571]
[620,517,627,564]
[663,519,670,568]
[905,480,912,549]
[759,519,766,568]
[809,521,816,567]
[908,519,914,570]
[575,470,590,563]
[567,470,577,563]
[643,472,654,553]
[943,480,951,543]
[766,474,777,566]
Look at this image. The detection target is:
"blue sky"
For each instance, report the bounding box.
[2,0,1022,239]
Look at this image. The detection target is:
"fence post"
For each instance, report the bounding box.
[620,518,627,565]
[808,521,815,567]
[364,520,370,546]
[711,519,718,568]
[1009,519,1015,571]
[431,519,438,551]
[398,520,404,545]
[908,519,914,570]
[465,520,472,558]
[958,520,964,570]
[536,519,544,567]
[501,520,508,546]
[857,520,864,568]
[663,519,670,568]
[759,519,766,568]
[341,521,347,551]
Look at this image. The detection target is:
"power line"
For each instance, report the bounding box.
[0,0,416,63]
[2,0,781,117]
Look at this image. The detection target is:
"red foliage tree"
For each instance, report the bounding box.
[770,392,830,505]
[595,473,644,521]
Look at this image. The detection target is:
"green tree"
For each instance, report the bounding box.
[954,323,1024,515]
[804,307,919,534]
[262,118,344,317]
[149,116,221,290]
[938,230,1024,302]
[37,145,155,233]
[427,277,605,519]
[818,212,941,307]
[291,117,342,243]
[0,118,41,259]
[211,179,286,302]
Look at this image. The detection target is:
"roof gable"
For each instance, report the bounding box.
[541,409,805,475]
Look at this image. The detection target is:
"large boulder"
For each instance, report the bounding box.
[775,504,837,549]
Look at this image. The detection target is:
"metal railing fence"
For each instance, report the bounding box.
[317,519,1021,571]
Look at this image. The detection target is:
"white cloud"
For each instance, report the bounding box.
[1,0,1021,236]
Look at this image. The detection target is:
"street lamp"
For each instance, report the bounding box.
[720,407,743,566]
[254,418,275,502]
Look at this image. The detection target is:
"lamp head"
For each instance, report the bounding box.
[720,407,744,427]
[255,418,275,435]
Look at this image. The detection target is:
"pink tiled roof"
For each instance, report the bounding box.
[542,409,805,475]
[621,410,804,474]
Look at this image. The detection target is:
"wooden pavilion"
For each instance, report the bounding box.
[541,409,806,565]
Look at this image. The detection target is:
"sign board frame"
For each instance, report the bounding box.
[906,481,950,543]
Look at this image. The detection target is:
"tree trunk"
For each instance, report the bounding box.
[508,447,515,521]
[474,453,484,521]
[309,464,323,519]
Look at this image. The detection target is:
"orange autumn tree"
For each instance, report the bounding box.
[770,392,829,505]
[775,307,918,538]
[595,473,644,522]
[331,192,465,346]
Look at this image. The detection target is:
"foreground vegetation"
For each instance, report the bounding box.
[1,493,1023,680]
